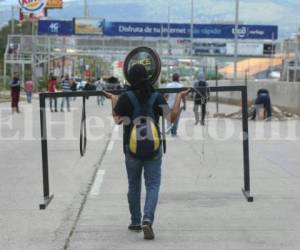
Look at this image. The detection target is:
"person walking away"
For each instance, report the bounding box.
[24,79,33,103]
[95,77,106,106]
[193,72,210,126]
[48,75,58,112]
[251,88,272,120]
[60,75,71,112]
[104,64,190,240]
[84,78,96,100]
[10,76,21,114]
[70,78,77,101]
[165,73,186,136]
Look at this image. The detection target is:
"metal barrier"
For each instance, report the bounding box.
[39,86,253,209]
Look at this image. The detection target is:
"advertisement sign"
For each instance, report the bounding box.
[19,8,45,22]
[104,22,278,40]
[38,20,73,35]
[19,0,48,14]
[226,43,263,56]
[74,18,105,35]
[263,44,276,55]
[193,42,227,55]
[46,0,63,9]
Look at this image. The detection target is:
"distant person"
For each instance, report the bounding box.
[193,72,210,126]
[252,88,272,120]
[165,73,186,136]
[70,78,77,101]
[104,64,190,240]
[60,75,71,112]
[48,75,58,112]
[10,76,21,114]
[24,79,33,104]
[84,79,96,91]
[84,79,96,100]
[95,77,106,106]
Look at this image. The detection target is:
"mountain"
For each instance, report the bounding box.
[1,0,300,38]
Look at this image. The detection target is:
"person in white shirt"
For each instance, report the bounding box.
[95,77,106,106]
[165,73,186,136]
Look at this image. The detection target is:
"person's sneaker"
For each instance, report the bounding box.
[200,120,205,126]
[142,221,155,240]
[128,224,142,232]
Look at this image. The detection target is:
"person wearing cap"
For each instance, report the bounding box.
[165,73,186,136]
[193,72,210,126]
[105,64,189,240]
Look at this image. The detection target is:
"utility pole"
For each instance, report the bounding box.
[190,0,194,83]
[167,6,171,82]
[234,0,239,80]
[84,0,88,17]
[11,5,15,34]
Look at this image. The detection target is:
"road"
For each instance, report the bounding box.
[0,97,300,250]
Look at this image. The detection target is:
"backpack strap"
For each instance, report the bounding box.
[126,91,141,119]
[147,92,159,107]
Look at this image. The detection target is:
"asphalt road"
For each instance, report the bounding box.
[0,97,300,250]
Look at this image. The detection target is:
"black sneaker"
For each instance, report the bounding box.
[128,224,142,232]
[142,221,155,240]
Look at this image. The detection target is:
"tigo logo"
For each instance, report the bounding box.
[19,0,48,14]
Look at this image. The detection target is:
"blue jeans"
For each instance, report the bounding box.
[125,149,162,225]
[61,97,70,111]
[97,95,105,106]
[171,108,182,135]
[26,91,32,103]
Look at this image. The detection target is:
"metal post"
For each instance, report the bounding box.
[11,5,15,34]
[39,94,54,209]
[84,0,88,17]
[3,61,7,89]
[167,6,171,82]
[234,0,239,80]
[294,40,298,82]
[21,63,25,86]
[190,0,194,81]
[241,86,253,202]
[245,70,248,86]
[215,65,219,113]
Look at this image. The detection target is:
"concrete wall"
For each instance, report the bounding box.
[208,80,300,115]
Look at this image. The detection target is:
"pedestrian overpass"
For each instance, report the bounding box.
[3,34,283,86]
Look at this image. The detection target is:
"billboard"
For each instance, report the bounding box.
[104,22,278,40]
[74,18,105,35]
[46,0,63,9]
[19,0,47,14]
[226,43,264,56]
[38,20,73,35]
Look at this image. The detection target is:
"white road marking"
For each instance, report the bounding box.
[90,170,106,196]
[107,125,119,151]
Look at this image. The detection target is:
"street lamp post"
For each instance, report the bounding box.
[167,6,171,82]
[190,0,194,82]
[84,0,88,17]
[234,0,239,80]
[11,5,15,34]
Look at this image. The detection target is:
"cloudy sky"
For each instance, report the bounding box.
[1,0,300,38]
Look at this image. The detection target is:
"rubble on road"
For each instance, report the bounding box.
[225,106,299,121]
